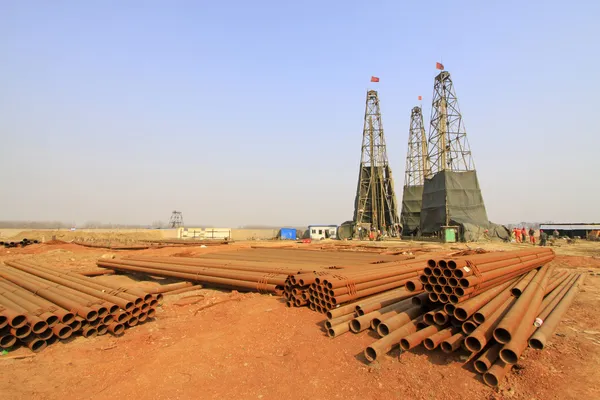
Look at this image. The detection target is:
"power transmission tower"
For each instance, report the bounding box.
[169,211,184,228]
[405,106,430,186]
[400,106,429,234]
[353,90,400,237]
[427,71,474,174]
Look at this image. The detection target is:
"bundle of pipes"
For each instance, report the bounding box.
[282,259,426,313]
[96,256,311,295]
[0,260,161,353]
[359,249,584,387]
[410,248,555,304]
[1,239,39,248]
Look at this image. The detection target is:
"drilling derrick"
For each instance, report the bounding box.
[353,90,400,238]
[420,69,497,241]
[169,211,184,228]
[400,106,429,235]
[427,71,474,173]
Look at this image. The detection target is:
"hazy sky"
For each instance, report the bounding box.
[1,1,598,227]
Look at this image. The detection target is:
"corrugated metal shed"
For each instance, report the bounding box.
[540,223,600,231]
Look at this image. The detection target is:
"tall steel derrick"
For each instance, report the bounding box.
[353,90,400,236]
[427,71,474,173]
[169,211,184,228]
[404,106,430,185]
[400,106,429,234]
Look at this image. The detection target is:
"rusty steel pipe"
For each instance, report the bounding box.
[0,294,48,334]
[510,269,539,297]
[433,310,449,325]
[440,332,465,353]
[0,298,29,328]
[529,274,585,350]
[447,248,553,270]
[5,262,137,311]
[69,318,82,332]
[99,258,288,286]
[0,269,98,321]
[108,322,125,335]
[356,291,415,316]
[364,318,422,362]
[461,319,478,335]
[535,274,578,323]
[483,359,512,387]
[325,313,356,329]
[411,293,429,307]
[327,321,350,338]
[0,332,17,348]
[474,342,502,373]
[38,327,53,340]
[423,327,458,350]
[400,324,442,350]
[453,279,516,322]
[15,261,148,305]
[465,296,516,353]
[96,262,279,294]
[331,278,413,305]
[97,325,109,335]
[405,279,423,292]
[52,323,73,339]
[81,326,97,338]
[459,255,553,288]
[329,271,420,297]
[376,306,424,337]
[11,324,31,338]
[494,265,552,346]
[21,335,47,353]
[350,300,414,333]
[0,278,75,324]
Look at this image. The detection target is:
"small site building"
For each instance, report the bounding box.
[308,225,338,240]
[539,223,600,238]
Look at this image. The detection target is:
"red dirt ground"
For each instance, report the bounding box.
[1,241,599,400]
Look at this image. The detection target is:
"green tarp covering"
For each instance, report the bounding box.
[400,185,423,235]
[420,170,509,241]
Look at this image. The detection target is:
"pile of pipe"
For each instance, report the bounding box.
[343,248,585,387]
[0,260,161,353]
[1,239,39,248]
[283,259,425,313]
[96,255,311,295]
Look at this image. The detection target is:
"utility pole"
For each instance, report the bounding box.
[353,90,400,237]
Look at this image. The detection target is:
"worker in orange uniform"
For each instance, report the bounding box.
[521,227,527,244]
[515,228,521,243]
[529,228,536,245]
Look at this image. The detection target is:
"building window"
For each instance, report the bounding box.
[318,229,323,234]
[311,229,316,234]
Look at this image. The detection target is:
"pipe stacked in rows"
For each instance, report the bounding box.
[0,260,160,353]
[283,260,425,313]
[353,248,584,387]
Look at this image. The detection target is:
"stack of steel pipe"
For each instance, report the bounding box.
[407,248,555,304]
[360,249,584,387]
[322,288,427,338]
[97,256,310,295]
[0,260,160,353]
[283,260,426,313]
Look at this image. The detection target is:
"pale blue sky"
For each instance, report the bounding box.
[1,1,598,226]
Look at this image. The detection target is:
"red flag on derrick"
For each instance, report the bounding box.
[418,95,422,101]
[436,62,444,70]
[370,76,380,82]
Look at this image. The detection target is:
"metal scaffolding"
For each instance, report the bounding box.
[353,90,400,237]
